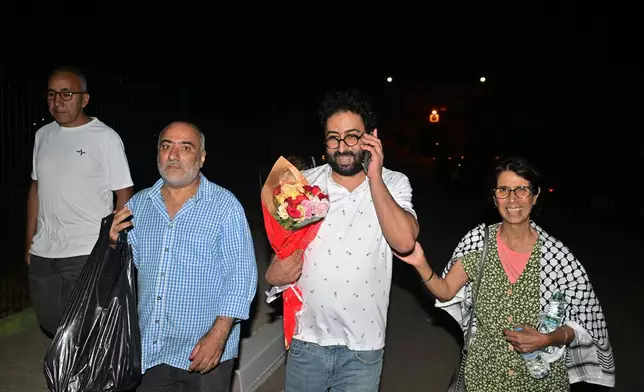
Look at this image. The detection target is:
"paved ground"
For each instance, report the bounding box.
[0,324,51,392]
[1,171,640,391]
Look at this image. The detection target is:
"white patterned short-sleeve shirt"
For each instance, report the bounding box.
[293,164,416,351]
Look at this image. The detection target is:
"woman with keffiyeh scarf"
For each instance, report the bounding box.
[396,157,614,391]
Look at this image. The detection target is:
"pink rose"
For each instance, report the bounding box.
[301,199,314,219]
[315,198,330,217]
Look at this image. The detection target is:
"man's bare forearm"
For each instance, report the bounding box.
[25,180,38,253]
[209,316,234,342]
[114,187,133,210]
[370,177,419,254]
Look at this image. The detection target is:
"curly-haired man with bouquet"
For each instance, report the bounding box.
[266,89,419,391]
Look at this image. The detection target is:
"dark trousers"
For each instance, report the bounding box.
[136,360,235,392]
[28,254,88,336]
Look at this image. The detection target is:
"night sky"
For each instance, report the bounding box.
[1,11,641,218]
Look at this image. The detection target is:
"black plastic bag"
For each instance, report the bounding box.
[44,213,141,391]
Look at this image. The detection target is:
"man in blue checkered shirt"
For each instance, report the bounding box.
[109,121,258,392]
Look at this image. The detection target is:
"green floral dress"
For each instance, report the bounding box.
[460,224,569,392]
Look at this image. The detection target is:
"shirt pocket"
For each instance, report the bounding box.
[176,235,213,267]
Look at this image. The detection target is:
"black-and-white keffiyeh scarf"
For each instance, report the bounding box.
[436,221,615,387]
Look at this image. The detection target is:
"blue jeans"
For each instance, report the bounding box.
[285,338,384,392]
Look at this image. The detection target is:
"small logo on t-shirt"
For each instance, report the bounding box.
[76,149,86,156]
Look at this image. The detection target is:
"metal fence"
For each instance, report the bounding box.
[0,61,43,317]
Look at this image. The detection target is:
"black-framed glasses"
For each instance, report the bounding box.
[45,90,87,101]
[492,186,534,199]
[325,132,366,149]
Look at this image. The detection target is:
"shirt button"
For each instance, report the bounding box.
[508,343,514,351]
[161,273,165,277]
[155,320,159,323]
[508,369,515,376]
[507,315,513,323]
[157,296,161,300]
[153,340,157,344]
[165,248,169,252]
[506,288,513,295]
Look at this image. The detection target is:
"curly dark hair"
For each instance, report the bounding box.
[318,89,377,133]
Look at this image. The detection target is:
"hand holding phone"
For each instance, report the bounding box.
[361,129,373,174]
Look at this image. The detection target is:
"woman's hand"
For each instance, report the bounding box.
[393,242,428,269]
[503,325,550,353]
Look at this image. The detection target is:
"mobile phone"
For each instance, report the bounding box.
[361,129,373,174]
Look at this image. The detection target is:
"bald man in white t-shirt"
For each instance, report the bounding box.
[266,89,419,392]
[25,67,134,336]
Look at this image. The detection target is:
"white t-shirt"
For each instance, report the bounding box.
[293,164,417,351]
[30,117,134,258]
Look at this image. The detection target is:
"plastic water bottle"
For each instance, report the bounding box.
[515,327,549,378]
[537,291,567,354]
[521,351,549,379]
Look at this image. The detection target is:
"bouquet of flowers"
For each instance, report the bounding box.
[261,156,329,349]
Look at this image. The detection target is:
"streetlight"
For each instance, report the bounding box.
[386,76,393,83]
[480,76,486,83]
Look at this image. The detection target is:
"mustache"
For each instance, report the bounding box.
[333,151,356,158]
[164,160,183,169]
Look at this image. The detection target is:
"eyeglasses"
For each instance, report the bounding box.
[325,132,366,149]
[492,186,534,199]
[45,90,87,101]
